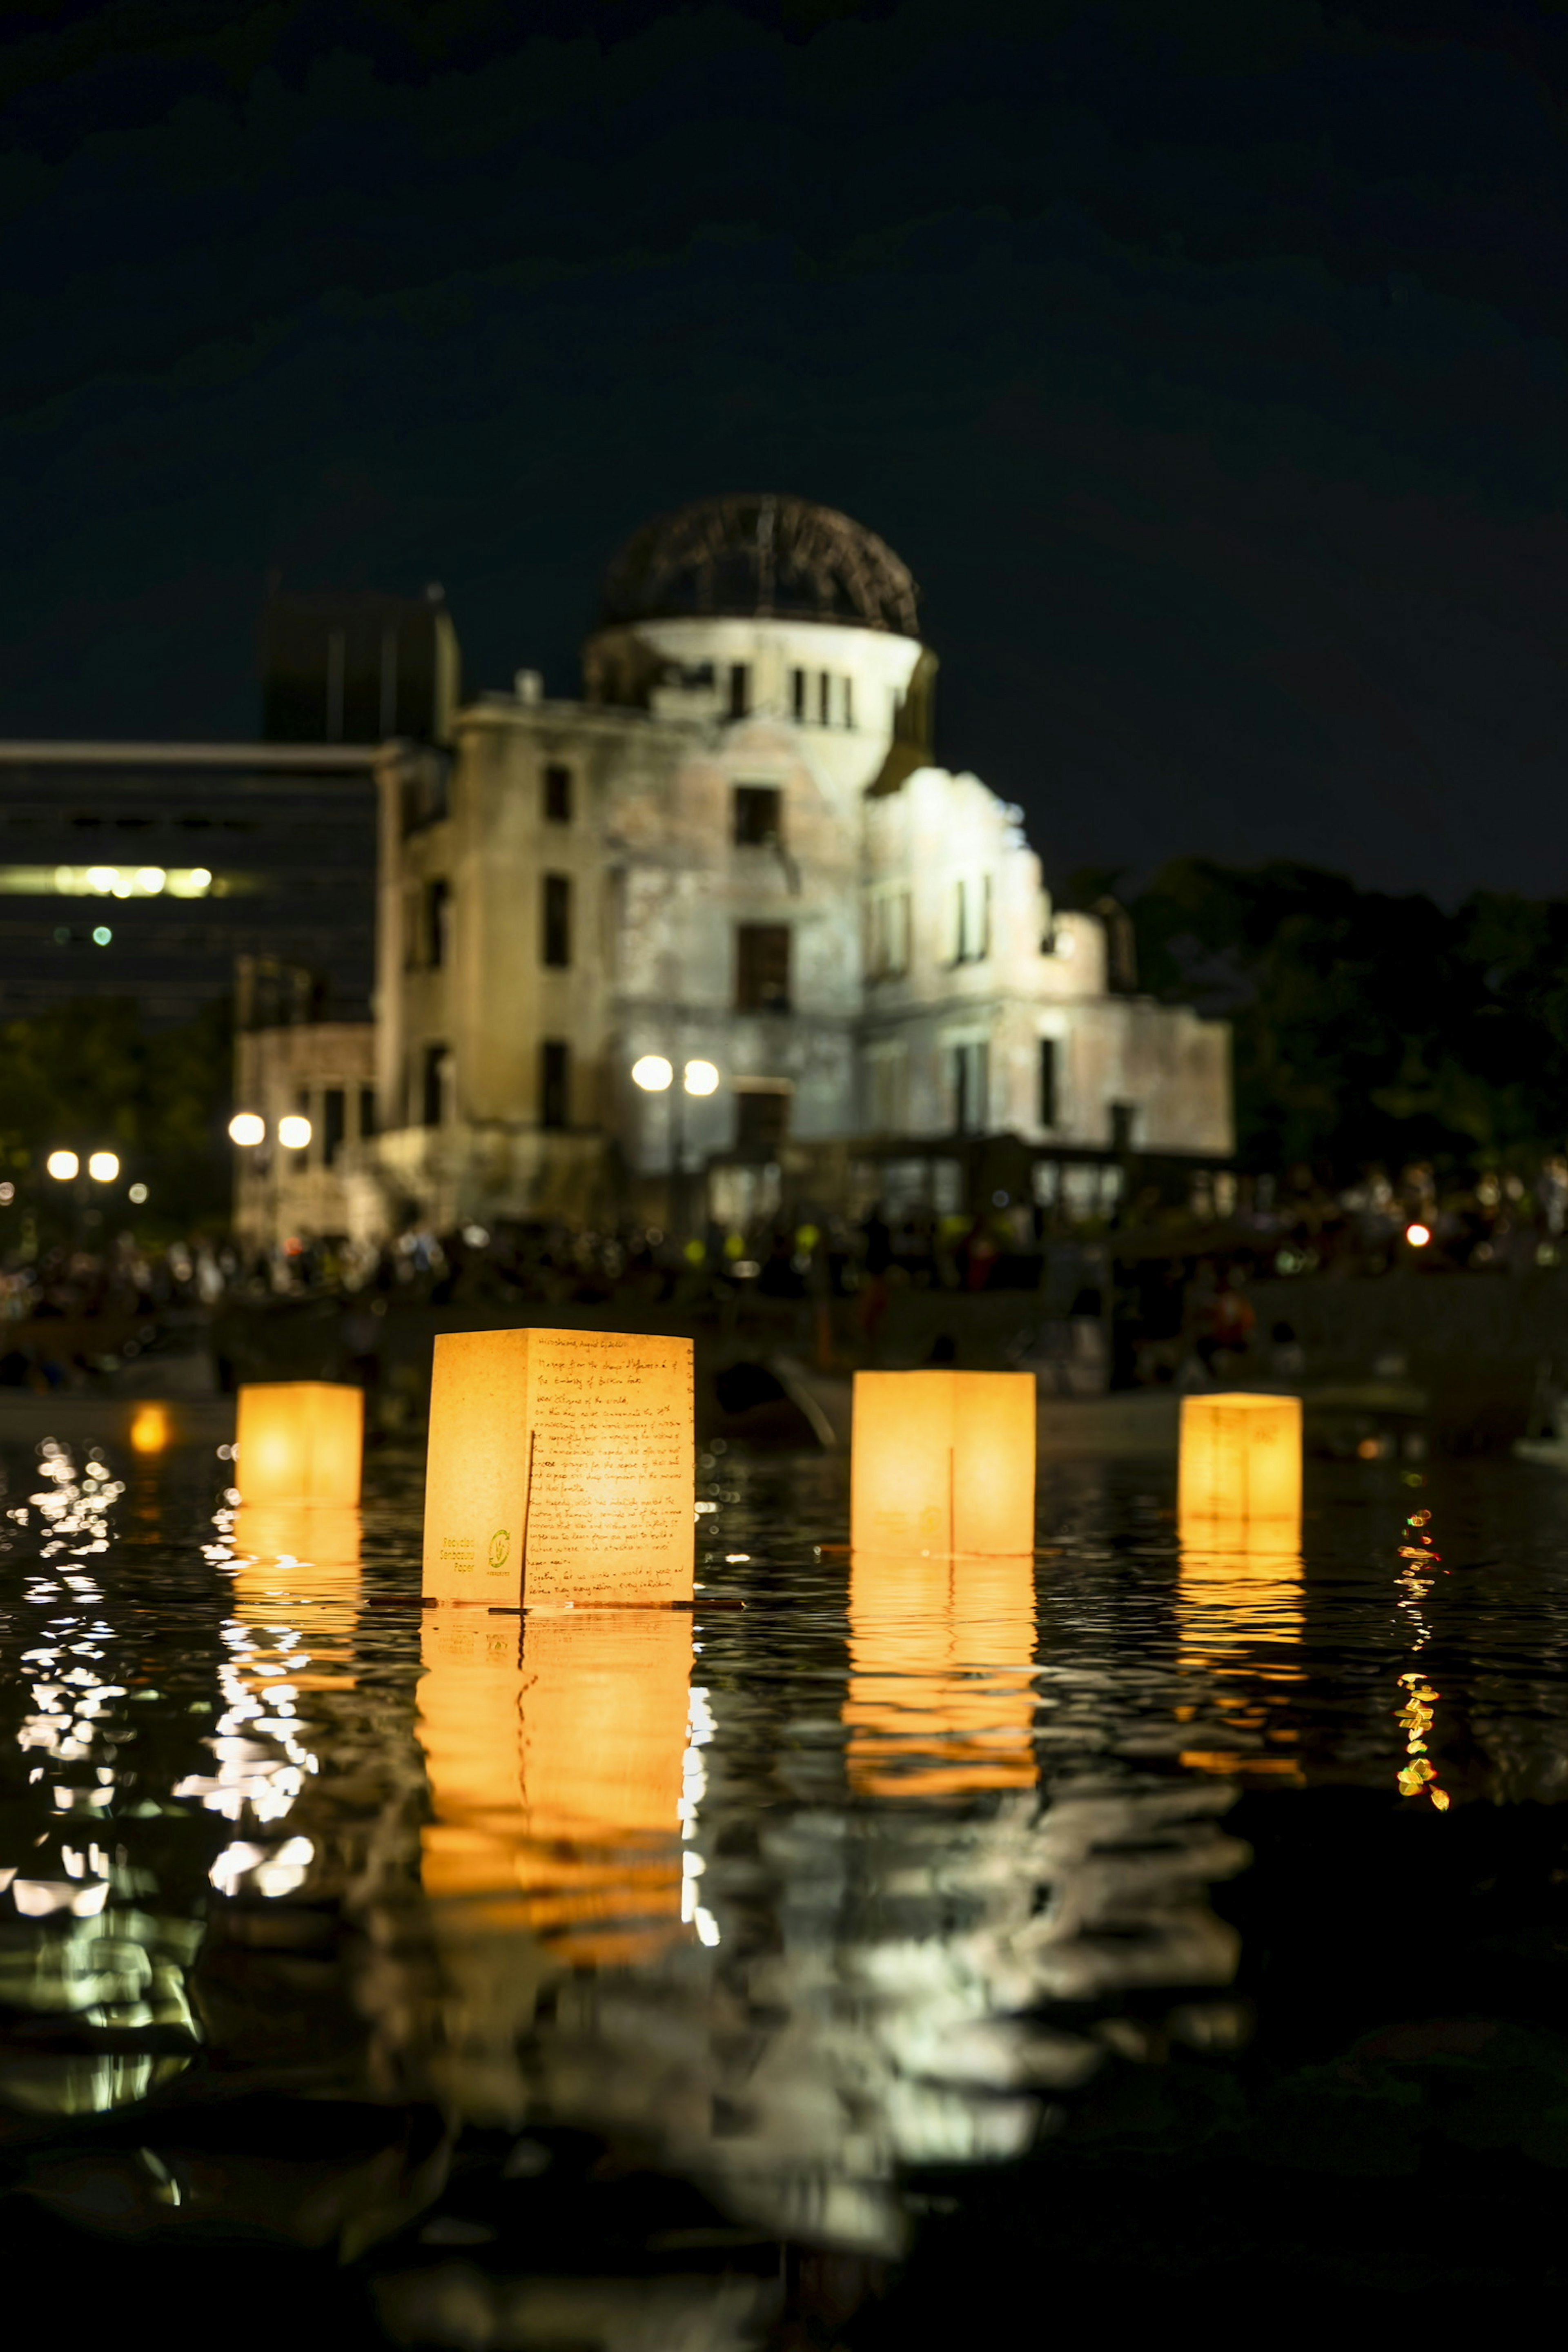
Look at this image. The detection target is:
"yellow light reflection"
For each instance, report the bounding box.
[851,1371,1036,1558]
[844,1550,1037,1799]
[1393,1506,1449,1811]
[229,1504,362,1695]
[1177,1468,1305,1781]
[129,1403,171,1454]
[417,1608,695,1968]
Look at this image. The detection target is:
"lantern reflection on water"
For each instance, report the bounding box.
[417,1608,694,1968]
[1177,1396,1304,1779]
[234,1381,363,1507]
[851,1371,1036,1557]
[845,1551,1037,1798]
[228,1502,362,1697]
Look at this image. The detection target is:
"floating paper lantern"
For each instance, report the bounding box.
[234,1381,363,1507]
[1177,1394,1303,1778]
[851,1370,1036,1557]
[1177,1392,1301,1541]
[844,1549,1036,1799]
[421,1328,693,1608]
[417,1607,692,1967]
[129,1402,171,1455]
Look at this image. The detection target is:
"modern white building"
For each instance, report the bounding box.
[250,494,1230,1239]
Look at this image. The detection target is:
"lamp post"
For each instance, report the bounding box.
[631,1056,719,1240]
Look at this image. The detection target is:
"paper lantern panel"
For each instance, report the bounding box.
[1178,1392,1301,1535]
[235,1381,363,1506]
[421,1327,694,1608]
[851,1370,1035,1557]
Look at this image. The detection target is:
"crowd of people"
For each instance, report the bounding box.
[5,1153,1568,1392]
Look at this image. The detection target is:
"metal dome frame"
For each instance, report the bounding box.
[598,493,921,638]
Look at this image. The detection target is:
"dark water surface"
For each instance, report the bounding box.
[2,1423,1568,2342]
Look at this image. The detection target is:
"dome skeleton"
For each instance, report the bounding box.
[599,493,922,639]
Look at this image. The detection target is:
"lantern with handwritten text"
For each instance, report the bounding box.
[851,1370,1036,1557]
[234,1381,363,1507]
[421,1328,694,1608]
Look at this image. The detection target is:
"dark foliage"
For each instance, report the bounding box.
[1081,860,1568,1178]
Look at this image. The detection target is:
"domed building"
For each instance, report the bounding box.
[350,493,1230,1234]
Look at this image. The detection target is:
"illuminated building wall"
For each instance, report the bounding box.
[365,494,1232,1234]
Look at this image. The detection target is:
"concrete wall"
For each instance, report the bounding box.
[358,610,1234,1238]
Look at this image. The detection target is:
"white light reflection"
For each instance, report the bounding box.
[2,1443,203,2110]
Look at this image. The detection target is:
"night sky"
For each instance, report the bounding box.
[2,0,1564,903]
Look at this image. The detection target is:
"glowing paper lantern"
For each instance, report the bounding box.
[234,1381,363,1506]
[1176,1394,1304,1780]
[1177,1392,1301,1541]
[128,1402,171,1455]
[417,1606,693,1967]
[845,1549,1037,1798]
[851,1371,1036,1556]
[421,1329,693,1607]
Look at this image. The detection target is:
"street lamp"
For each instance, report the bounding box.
[87,1152,119,1183]
[46,1151,78,1180]
[277,1114,312,1152]
[229,1111,265,1147]
[631,1057,721,1235]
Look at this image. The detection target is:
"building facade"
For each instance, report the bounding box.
[262,495,1232,1236]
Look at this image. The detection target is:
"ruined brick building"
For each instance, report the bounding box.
[243,494,1231,1241]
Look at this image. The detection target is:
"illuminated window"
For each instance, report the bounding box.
[543,873,571,968]
[544,764,572,823]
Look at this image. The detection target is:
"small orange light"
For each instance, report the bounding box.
[1356,1437,1381,1461]
[129,1403,170,1454]
[1405,1223,1431,1248]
